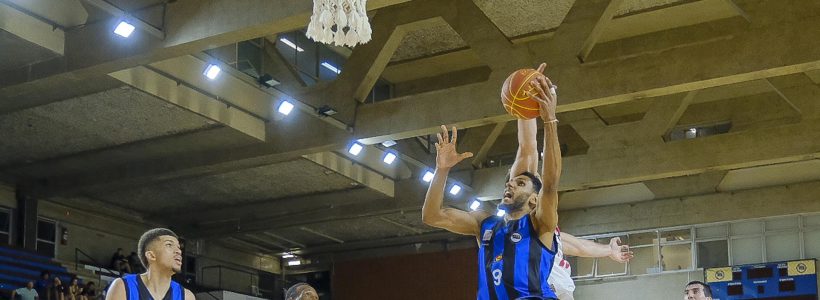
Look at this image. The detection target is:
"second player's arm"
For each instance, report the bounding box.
[561,233,634,263]
[421,125,489,236]
[422,166,489,236]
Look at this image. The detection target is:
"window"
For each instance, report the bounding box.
[572,214,820,281]
[660,243,691,271]
[36,218,57,258]
[666,122,731,141]
[0,207,10,245]
[628,231,659,275]
[766,232,799,262]
[696,240,728,268]
[568,256,594,278]
[595,236,627,276]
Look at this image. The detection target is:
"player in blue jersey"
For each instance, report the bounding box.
[105,228,195,300]
[423,64,562,299]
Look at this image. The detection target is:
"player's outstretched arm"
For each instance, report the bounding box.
[528,74,561,238]
[422,125,489,236]
[561,233,634,263]
[510,63,547,178]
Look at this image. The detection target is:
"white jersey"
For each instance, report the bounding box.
[548,227,575,299]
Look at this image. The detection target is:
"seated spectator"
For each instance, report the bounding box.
[67,278,82,300]
[35,271,50,299]
[127,252,143,274]
[109,248,131,274]
[80,282,99,300]
[50,277,66,300]
[11,281,39,300]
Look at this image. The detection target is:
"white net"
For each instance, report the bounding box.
[306,0,372,47]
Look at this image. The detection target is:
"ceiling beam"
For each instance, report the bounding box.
[577,0,626,62]
[80,0,165,38]
[471,122,507,169]
[0,2,65,55]
[109,65,267,141]
[302,151,395,197]
[474,106,820,199]
[353,1,820,144]
[294,230,465,256]
[262,232,306,248]
[0,0,409,113]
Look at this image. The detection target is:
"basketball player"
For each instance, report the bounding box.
[105,228,195,300]
[683,281,712,300]
[284,283,318,300]
[511,67,633,300]
[422,63,562,299]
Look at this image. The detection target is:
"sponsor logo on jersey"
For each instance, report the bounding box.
[510,232,522,243]
[482,230,494,241]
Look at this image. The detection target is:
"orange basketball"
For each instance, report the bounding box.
[501,69,542,119]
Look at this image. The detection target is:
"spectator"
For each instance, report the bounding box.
[67,278,82,300]
[50,277,65,300]
[109,248,131,274]
[127,252,143,274]
[34,271,50,299]
[81,282,99,300]
[11,281,38,300]
[284,283,318,300]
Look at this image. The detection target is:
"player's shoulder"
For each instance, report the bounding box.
[184,288,196,300]
[106,278,127,300]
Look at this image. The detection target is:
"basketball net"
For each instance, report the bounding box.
[306,0,372,47]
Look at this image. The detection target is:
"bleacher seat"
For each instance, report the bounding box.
[0,245,77,298]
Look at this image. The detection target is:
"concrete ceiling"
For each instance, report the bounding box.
[87,158,362,214]
[0,86,214,166]
[1,0,819,263]
[0,30,61,71]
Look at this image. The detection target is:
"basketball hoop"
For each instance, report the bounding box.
[306,0,372,47]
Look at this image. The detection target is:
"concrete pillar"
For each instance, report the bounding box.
[15,186,37,251]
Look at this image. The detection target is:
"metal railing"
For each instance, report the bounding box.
[200,265,260,297]
[74,248,120,286]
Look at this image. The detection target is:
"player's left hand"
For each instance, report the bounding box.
[608,237,634,263]
[526,66,558,122]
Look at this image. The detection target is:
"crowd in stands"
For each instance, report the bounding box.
[12,271,102,300]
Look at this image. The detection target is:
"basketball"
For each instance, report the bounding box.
[501,68,543,119]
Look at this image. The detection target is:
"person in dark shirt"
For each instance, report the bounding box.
[110,248,131,274]
[34,271,50,300]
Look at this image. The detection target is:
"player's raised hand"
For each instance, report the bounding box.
[608,237,634,263]
[527,67,558,122]
[435,125,473,170]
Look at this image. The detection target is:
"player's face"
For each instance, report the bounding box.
[149,235,183,273]
[683,284,710,300]
[294,286,318,300]
[502,175,536,211]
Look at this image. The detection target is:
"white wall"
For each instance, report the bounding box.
[575,271,702,299]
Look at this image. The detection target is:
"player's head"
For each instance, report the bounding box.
[500,171,542,213]
[684,281,712,300]
[137,228,182,274]
[285,283,318,300]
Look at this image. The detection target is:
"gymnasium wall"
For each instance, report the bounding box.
[332,248,478,300]
[0,184,280,286]
[574,270,703,299]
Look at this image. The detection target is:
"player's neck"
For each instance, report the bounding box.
[504,209,528,221]
[141,267,173,291]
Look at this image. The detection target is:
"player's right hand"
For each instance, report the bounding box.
[435,125,473,170]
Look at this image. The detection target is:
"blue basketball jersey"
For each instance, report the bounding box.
[477,214,558,300]
[122,274,183,300]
